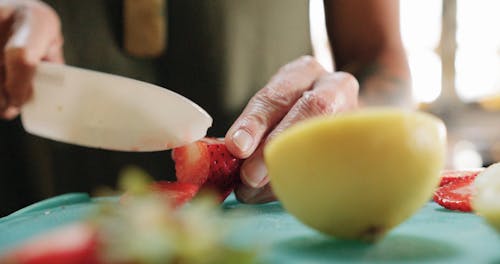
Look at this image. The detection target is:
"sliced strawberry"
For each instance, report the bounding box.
[202,139,243,201]
[151,181,200,207]
[171,140,210,185]
[433,177,475,212]
[172,137,243,202]
[1,223,100,264]
[439,169,483,187]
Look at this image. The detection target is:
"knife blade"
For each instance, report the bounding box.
[21,62,212,152]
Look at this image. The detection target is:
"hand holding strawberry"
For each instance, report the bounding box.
[224,57,359,203]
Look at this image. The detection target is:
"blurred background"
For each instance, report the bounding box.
[311,0,500,169]
[403,0,500,169]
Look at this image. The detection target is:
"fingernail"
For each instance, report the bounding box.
[232,129,253,153]
[242,157,268,188]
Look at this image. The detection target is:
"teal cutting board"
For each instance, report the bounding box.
[1,193,499,263]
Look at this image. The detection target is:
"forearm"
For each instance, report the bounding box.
[324,0,413,108]
[348,59,414,109]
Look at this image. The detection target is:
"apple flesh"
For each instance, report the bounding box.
[264,108,447,242]
[472,163,500,232]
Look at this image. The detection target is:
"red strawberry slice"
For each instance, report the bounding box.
[151,181,200,207]
[171,140,211,185]
[1,223,100,264]
[201,139,243,200]
[172,137,243,202]
[439,169,483,187]
[433,177,475,212]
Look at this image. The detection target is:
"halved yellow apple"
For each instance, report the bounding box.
[264,108,447,241]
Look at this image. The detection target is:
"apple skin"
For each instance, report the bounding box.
[264,108,447,242]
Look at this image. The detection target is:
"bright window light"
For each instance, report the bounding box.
[456,0,500,102]
[400,0,443,104]
[400,0,442,50]
[452,140,483,169]
[407,51,442,103]
[309,0,333,72]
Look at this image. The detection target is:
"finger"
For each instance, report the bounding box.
[43,33,64,63]
[240,146,268,188]
[0,9,10,117]
[267,71,359,140]
[235,182,276,204]
[4,47,35,106]
[0,63,9,118]
[1,106,19,119]
[239,72,359,189]
[225,56,327,158]
[4,2,62,106]
[0,66,20,120]
[0,92,5,109]
[42,30,64,63]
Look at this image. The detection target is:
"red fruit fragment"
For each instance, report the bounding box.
[172,137,243,202]
[439,169,483,187]
[433,177,475,212]
[171,140,210,185]
[1,223,100,264]
[202,140,243,201]
[151,181,200,207]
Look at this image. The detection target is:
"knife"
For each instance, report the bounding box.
[21,62,212,152]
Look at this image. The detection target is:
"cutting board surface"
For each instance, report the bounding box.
[1,193,499,263]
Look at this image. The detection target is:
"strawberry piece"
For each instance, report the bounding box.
[172,137,243,202]
[1,223,101,264]
[171,140,210,185]
[151,181,200,207]
[202,139,243,200]
[439,169,483,187]
[433,177,475,212]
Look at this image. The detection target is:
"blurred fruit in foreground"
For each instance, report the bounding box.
[150,181,200,207]
[1,169,256,264]
[0,223,99,264]
[472,163,500,232]
[264,108,447,242]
